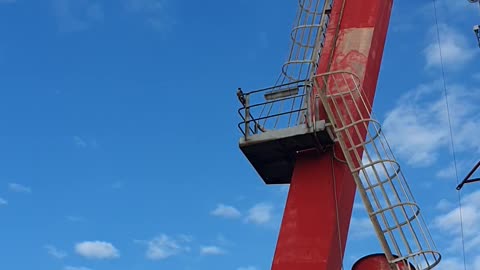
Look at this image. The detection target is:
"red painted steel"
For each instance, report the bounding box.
[271,0,394,270]
[352,254,416,270]
[271,150,355,270]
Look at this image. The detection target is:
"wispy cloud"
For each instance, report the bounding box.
[211,204,241,219]
[73,136,98,149]
[136,234,191,260]
[124,0,174,32]
[383,81,480,167]
[199,245,225,256]
[424,24,476,70]
[66,215,85,222]
[436,158,478,180]
[422,0,478,24]
[349,217,375,239]
[436,198,454,211]
[238,267,257,270]
[434,191,480,253]
[435,255,480,270]
[45,245,67,259]
[258,31,269,49]
[75,241,119,260]
[111,181,124,189]
[353,201,364,210]
[0,0,16,4]
[64,266,92,270]
[74,136,88,148]
[0,197,7,206]
[245,203,273,225]
[9,183,31,193]
[215,234,233,247]
[473,72,480,81]
[52,0,104,32]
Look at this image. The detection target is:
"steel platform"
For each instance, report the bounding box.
[239,120,333,184]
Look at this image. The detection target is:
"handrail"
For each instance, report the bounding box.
[237,80,311,139]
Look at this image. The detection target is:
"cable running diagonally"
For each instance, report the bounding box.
[432,1,467,269]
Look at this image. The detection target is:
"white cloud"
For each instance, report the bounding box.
[66,215,85,222]
[0,197,7,206]
[8,183,31,193]
[349,217,375,239]
[64,266,92,270]
[436,257,467,270]
[424,24,476,70]
[436,198,453,211]
[138,234,190,260]
[52,0,104,32]
[200,245,225,256]
[124,0,174,32]
[353,202,364,210]
[75,241,119,260]
[424,0,478,21]
[434,191,480,236]
[111,181,124,189]
[383,81,480,167]
[434,190,480,254]
[45,245,67,259]
[125,0,165,12]
[436,162,457,179]
[474,72,480,81]
[436,158,478,179]
[73,136,98,149]
[238,267,257,270]
[74,136,88,148]
[245,203,273,225]
[211,204,241,219]
[436,255,480,270]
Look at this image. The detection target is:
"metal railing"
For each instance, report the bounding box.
[314,71,441,270]
[237,80,312,140]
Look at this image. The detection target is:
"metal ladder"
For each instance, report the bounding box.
[253,0,334,131]
[278,0,333,84]
[313,71,441,270]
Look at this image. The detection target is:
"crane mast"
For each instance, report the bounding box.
[236,0,442,269]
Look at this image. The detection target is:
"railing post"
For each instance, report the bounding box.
[305,82,312,128]
[244,94,250,140]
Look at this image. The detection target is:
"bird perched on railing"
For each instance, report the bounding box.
[237,88,247,106]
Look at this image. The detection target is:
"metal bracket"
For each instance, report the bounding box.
[456,161,480,190]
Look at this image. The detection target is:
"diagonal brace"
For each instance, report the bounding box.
[456,161,480,190]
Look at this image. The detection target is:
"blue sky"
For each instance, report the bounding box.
[0,1,479,270]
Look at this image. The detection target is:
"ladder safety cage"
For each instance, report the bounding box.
[313,71,441,270]
[278,0,334,84]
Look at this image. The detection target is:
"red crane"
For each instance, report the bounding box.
[237,0,442,269]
